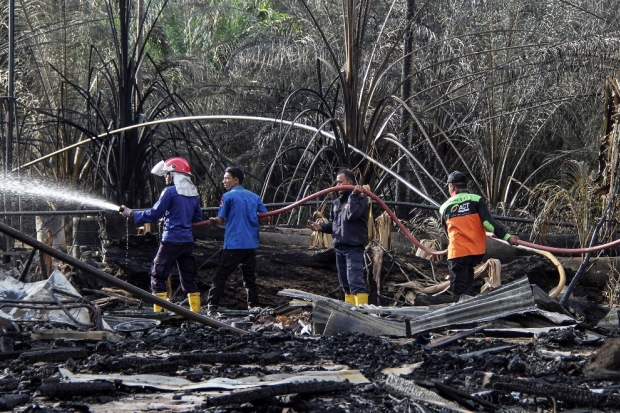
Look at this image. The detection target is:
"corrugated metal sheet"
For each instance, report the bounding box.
[408,277,538,336]
[278,288,433,318]
[278,289,343,305]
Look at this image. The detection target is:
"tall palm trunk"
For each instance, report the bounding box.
[396,0,416,217]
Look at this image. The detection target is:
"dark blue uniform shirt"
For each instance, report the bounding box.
[319,190,368,247]
[134,186,202,243]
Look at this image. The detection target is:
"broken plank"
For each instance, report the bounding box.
[384,374,473,413]
[458,344,518,360]
[433,380,498,411]
[31,329,124,343]
[204,380,353,407]
[486,373,620,407]
[425,324,489,350]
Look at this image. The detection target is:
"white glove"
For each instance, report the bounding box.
[120,206,133,218]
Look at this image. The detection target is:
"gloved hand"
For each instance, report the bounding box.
[120,205,133,218]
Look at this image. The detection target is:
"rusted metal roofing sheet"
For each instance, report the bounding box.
[408,277,538,336]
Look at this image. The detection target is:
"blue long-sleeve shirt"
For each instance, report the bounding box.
[218,185,268,249]
[133,186,202,243]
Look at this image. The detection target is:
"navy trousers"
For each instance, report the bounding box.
[150,242,198,294]
[207,249,259,307]
[335,245,367,294]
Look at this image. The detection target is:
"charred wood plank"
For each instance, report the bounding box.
[0,393,30,410]
[20,347,88,363]
[203,379,353,407]
[384,374,473,413]
[369,244,383,305]
[169,352,251,365]
[0,350,22,361]
[0,336,13,352]
[414,294,458,306]
[0,376,19,391]
[458,344,518,361]
[121,356,155,367]
[137,361,179,374]
[40,380,116,399]
[425,325,489,350]
[487,373,620,407]
[433,381,498,411]
[18,248,36,281]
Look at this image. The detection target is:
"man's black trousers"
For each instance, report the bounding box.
[207,249,259,307]
[447,254,484,296]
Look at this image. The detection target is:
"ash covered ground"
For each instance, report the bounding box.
[2,233,620,413]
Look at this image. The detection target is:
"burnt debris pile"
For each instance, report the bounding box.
[2,315,620,412]
[1,226,620,412]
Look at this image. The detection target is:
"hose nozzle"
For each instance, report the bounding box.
[119,206,125,212]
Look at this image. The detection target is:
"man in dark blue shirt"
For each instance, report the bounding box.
[204,166,269,313]
[120,157,203,312]
[308,169,369,306]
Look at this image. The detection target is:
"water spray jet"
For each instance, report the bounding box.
[0,176,120,212]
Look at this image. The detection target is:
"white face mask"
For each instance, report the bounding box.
[150,160,166,176]
[172,172,199,197]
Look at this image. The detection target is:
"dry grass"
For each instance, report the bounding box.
[604,263,620,308]
[528,160,602,248]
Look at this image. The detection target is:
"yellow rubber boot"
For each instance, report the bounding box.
[355,293,369,306]
[344,294,356,305]
[153,292,168,312]
[188,292,201,312]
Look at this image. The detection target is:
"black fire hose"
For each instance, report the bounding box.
[0,221,247,334]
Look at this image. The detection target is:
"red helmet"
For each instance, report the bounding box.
[151,157,192,176]
[164,157,192,175]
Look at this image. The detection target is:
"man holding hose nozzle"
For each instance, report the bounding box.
[119,157,203,312]
[308,169,369,306]
[440,171,520,297]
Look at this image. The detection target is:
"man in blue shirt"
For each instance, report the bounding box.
[120,157,203,312]
[204,166,269,313]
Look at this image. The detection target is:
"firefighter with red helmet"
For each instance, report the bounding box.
[120,157,203,312]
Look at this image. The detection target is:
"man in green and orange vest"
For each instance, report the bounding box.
[439,171,519,296]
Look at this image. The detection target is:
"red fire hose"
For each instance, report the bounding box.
[194,185,620,256]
